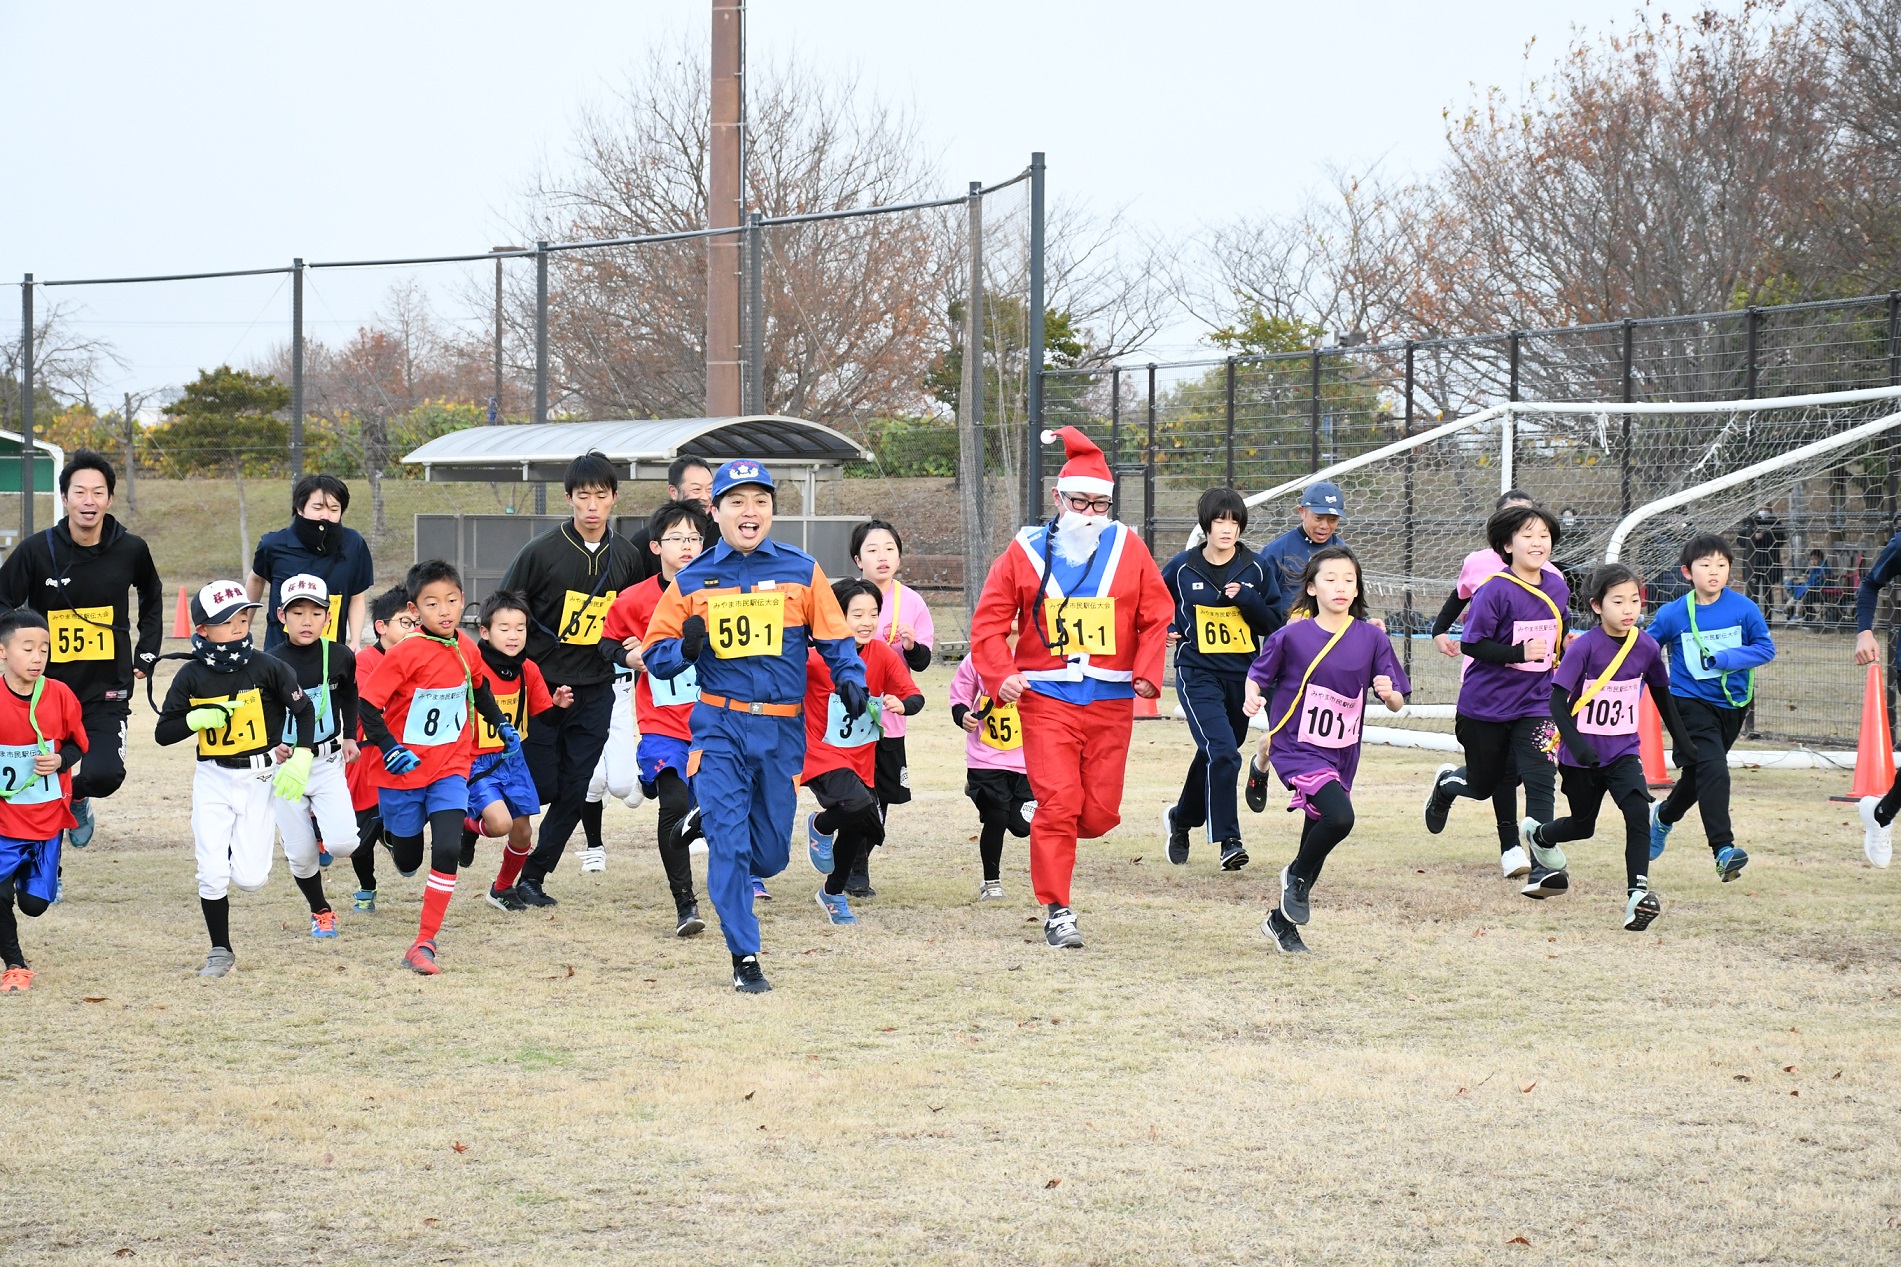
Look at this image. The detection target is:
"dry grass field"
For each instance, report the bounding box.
[2,663,1898,1265]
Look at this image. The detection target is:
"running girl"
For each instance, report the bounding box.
[948,643,1034,899]
[850,519,934,898]
[1242,546,1409,953]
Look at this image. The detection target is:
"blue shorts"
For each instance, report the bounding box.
[0,833,62,907]
[637,734,692,795]
[378,775,470,838]
[468,748,540,820]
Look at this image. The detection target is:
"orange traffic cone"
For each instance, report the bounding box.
[1846,661,1897,801]
[1134,689,1163,720]
[171,585,192,638]
[1638,687,1672,789]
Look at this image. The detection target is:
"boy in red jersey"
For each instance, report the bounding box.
[341,586,416,913]
[358,561,512,976]
[600,499,711,936]
[800,578,923,925]
[0,609,87,992]
[473,590,572,911]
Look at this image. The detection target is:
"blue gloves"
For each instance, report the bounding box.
[383,745,421,775]
[835,679,869,720]
[498,722,521,753]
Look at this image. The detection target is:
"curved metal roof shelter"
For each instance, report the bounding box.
[401,415,868,483]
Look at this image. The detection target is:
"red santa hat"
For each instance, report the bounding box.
[1041,426,1114,498]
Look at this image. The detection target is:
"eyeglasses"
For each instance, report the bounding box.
[659,534,703,547]
[1063,494,1113,514]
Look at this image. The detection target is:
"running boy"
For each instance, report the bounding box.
[357,561,514,976]
[1646,533,1776,879]
[265,574,362,939]
[342,585,416,913]
[801,577,923,925]
[1243,547,1409,953]
[1162,487,1278,870]
[599,499,712,937]
[469,590,572,911]
[0,610,87,992]
[949,645,1034,899]
[642,459,867,994]
[1529,564,1697,930]
[156,581,318,978]
[849,518,934,897]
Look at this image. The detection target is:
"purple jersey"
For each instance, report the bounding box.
[1247,618,1411,792]
[1458,569,1571,722]
[1551,626,1670,768]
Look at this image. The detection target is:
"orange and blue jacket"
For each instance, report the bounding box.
[642,536,865,708]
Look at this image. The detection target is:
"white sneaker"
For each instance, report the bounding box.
[979,878,1004,900]
[580,845,607,874]
[1859,797,1892,868]
[1499,844,1531,879]
[622,785,646,811]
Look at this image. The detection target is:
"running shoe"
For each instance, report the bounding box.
[675,806,704,850]
[198,948,236,978]
[675,903,705,937]
[816,888,857,925]
[845,862,873,898]
[1244,760,1271,814]
[806,812,836,875]
[352,888,377,914]
[1424,764,1459,835]
[67,797,94,848]
[1520,865,1570,899]
[402,939,440,976]
[1499,845,1531,879]
[514,879,557,907]
[309,909,338,939]
[1520,817,1568,872]
[1044,906,1083,949]
[1,966,34,993]
[580,845,607,874]
[1649,801,1673,861]
[1715,846,1749,883]
[1278,865,1312,926]
[1262,909,1309,954]
[751,876,771,901]
[978,878,1005,901]
[1219,838,1250,872]
[486,884,528,913]
[1859,797,1892,868]
[1163,805,1190,865]
[459,831,478,870]
[732,954,771,994]
[1624,886,1661,932]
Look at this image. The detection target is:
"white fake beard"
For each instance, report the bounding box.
[1052,510,1109,565]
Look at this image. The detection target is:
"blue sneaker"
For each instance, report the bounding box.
[1648,802,1672,860]
[806,812,835,874]
[1715,846,1749,883]
[318,846,333,868]
[816,888,856,925]
[752,876,771,901]
[352,888,377,914]
[310,909,339,939]
[67,797,95,848]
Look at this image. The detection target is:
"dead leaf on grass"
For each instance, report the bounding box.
[1520,1080,1537,1093]
[1455,1087,1468,1096]
[930,1105,944,1113]
[744,1091,755,1101]
[1790,1089,1800,1097]
[1472,928,1485,937]
[422,1218,441,1227]
[1506,1236,1531,1246]
[112,1251,134,1259]
[878,1026,896,1033]
[1832,1071,1842,1080]
[1734,1074,1752,1082]
[1406,994,1418,1001]
[82,997,106,1003]
[1044,1178,1062,1189]
[1783,1064,1798,1073]
[451,1141,468,1154]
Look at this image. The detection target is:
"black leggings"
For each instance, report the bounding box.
[1490,758,1522,854]
[1448,714,1556,824]
[389,809,467,878]
[1540,756,1652,890]
[817,803,885,896]
[652,769,698,908]
[0,879,47,968]
[352,806,380,891]
[1288,780,1355,886]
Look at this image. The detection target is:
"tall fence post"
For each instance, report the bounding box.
[1109,368,1121,521]
[746,211,766,416]
[957,182,987,621]
[1224,356,1236,489]
[1621,317,1634,516]
[290,258,305,480]
[1888,292,1900,532]
[1025,151,1046,525]
[20,274,33,539]
[1745,305,1761,398]
[1507,330,1520,490]
[492,249,507,419]
[1402,340,1415,680]
[1144,363,1157,553]
[1309,345,1322,471]
[534,241,549,514]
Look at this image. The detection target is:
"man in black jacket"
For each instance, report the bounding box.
[0,449,163,848]
[497,451,645,905]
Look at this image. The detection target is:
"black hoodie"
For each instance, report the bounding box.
[0,515,163,707]
[497,522,644,687]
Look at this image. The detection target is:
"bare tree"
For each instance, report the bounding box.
[1,300,124,437]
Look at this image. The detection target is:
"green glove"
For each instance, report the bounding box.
[186,702,236,731]
[273,747,314,802]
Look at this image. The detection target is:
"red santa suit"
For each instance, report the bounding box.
[969,427,1172,909]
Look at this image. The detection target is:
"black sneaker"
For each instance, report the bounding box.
[485,884,528,913]
[675,903,706,937]
[514,878,557,908]
[1163,806,1190,865]
[459,829,477,870]
[1044,906,1083,949]
[1624,887,1661,932]
[1278,865,1312,925]
[1244,759,1271,814]
[845,862,874,898]
[732,953,771,994]
[675,807,703,849]
[1520,865,1570,899]
[1262,908,1309,953]
[1219,838,1250,872]
[1424,764,1460,835]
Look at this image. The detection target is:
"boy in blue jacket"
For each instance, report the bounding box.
[1160,488,1279,869]
[1645,533,1776,880]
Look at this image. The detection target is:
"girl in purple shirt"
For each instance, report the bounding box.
[1528,564,1696,932]
[1243,546,1409,953]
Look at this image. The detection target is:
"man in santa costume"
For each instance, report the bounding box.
[969,426,1172,948]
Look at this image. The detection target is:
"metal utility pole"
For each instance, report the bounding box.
[746,213,765,415]
[492,246,521,420]
[290,258,305,479]
[706,0,745,416]
[958,182,988,620]
[535,242,549,514]
[1025,151,1046,522]
[122,391,138,513]
[20,275,34,538]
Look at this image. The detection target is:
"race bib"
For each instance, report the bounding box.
[402,685,469,748]
[559,589,617,646]
[975,695,1023,751]
[649,662,700,707]
[1681,626,1743,681]
[1510,618,1560,672]
[0,743,58,805]
[477,686,520,753]
[707,591,785,659]
[1296,682,1364,749]
[321,595,343,641]
[1043,596,1116,656]
[825,695,881,748]
[193,688,266,757]
[49,606,114,662]
[1576,676,1641,736]
[303,683,337,743]
[1194,604,1253,654]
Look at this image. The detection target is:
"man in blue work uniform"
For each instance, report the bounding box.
[642,459,868,994]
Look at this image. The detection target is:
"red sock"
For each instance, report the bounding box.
[493,844,530,891]
[418,870,456,943]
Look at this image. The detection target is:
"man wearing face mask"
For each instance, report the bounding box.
[968,427,1172,950]
[246,474,375,651]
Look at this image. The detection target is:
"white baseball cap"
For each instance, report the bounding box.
[191,580,263,626]
[278,573,331,611]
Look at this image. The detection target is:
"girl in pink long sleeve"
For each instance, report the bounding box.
[854,519,936,898]
[948,651,1034,900]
